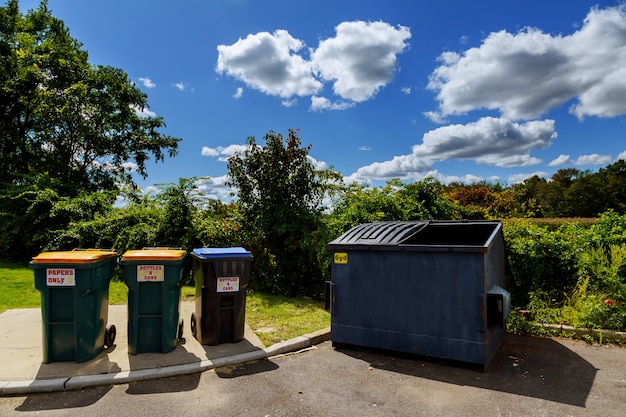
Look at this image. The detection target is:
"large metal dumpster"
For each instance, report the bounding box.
[327,220,510,369]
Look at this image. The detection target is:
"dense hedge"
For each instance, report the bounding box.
[503,211,626,331]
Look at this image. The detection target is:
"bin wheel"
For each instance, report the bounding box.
[105,324,116,348]
[178,319,184,340]
[190,313,197,339]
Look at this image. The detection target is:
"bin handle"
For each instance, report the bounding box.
[330,283,336,316]
[142,246,183,251]
[72,248,115,253]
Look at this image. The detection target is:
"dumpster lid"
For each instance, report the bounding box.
[31,249,117,264]
[328,221,428,246]
[122,247,187,261]
[192,247,251,259]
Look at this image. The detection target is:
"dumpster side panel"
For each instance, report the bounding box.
[483,229,508,366]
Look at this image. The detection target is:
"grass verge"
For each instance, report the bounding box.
[1,261,330,347]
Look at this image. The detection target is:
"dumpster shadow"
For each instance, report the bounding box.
[33,344,122,380]
[335,334,597,408]
[16,385,113,411]
[214,358,279,378]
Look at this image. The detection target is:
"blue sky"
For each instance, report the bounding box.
[17,0,626,200]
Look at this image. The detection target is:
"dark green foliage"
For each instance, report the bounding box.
[327,177,466,238]
[510,160,626,218]
[503,220,583,308]
[503,211,626,332]
[0,1,179,260]
[0,184,116,260]
[226,129,334,297]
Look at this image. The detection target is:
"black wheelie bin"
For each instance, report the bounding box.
[190,247,252,345]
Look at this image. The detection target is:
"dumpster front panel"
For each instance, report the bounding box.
[328,221,508,368]
[191,248,252,346]
[330,249,487,363]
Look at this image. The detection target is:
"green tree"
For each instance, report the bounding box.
[328,177,464,237]
[226,129,335,297]
[0,0,180,195]
[595,160,626,214]
[0,0,180,261]
[512,175,547,218]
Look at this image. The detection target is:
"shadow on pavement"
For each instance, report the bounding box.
[125,372,201,395]
[197,337,264,362]
[214,358,279,378]
[336,333,597,408]
[33,344,122,380]
[16,386,113,412]
[126,337,201,372]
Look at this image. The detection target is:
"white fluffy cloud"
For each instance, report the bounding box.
[216,30,322,98]
[508,171,548,184]
[138,77,156,88]
[573,153,613,166]
[201,144,247,161]
[311,21,411,102]
[427,5,626,121]
[549,153,613,166]
[216,21,411,109]
[413,117,555,167]
[196,175,234,201]
[348,117,556,182]
[131,104,156,118]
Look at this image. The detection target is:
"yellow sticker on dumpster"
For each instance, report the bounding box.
[137,265,164,282]
[334,253,348,264]
[46,268,76,286]
[217,276,239,292]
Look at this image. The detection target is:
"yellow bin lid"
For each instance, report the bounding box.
[31,249,117,264]
[122,247,187,261]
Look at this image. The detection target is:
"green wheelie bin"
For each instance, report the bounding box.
[121,248,187,354]
[30,249,118,363]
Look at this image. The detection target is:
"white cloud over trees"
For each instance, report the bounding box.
[216,21,411,109]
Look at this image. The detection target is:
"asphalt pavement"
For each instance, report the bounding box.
[0,301,330,396]
[2,300,625,414]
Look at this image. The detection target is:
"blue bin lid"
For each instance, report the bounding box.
[192,247,252,259]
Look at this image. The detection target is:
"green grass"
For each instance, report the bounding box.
[1,261,330,346]
[246,291,330,347]
[0,260,41,311]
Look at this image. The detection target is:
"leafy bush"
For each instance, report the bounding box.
[503,220,582,308]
